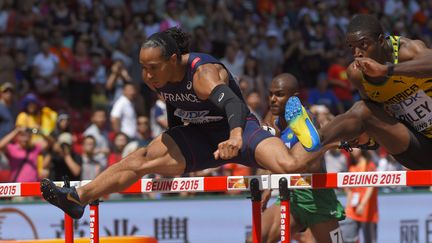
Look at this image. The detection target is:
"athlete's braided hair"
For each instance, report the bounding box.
[141,27,191,60]
[347,14,384,40]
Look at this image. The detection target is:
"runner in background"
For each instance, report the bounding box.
[248,73,345,243]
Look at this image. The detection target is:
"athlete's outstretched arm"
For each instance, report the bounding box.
[354,38,432,78]
[193,63,249,160]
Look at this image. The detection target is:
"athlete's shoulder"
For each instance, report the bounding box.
[399,36,431,61]
[190,52,218,61]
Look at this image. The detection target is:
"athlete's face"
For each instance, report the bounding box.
[346,31,384,60]
[139,47,176,89]
[269,80,298,116]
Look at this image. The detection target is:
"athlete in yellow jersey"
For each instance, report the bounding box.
[316,14,432,170]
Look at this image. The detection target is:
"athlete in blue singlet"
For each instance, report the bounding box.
[255,74,344,243]
[40,28,326,219]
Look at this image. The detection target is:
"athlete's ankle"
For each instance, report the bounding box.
[75,188,87,205]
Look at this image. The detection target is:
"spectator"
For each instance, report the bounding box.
[75,3,91,35]
[81,135,103,180]
[208,0,233,58]
[123,115,154,157]
[282,29,304,80]
[149,95,167,138]
[106,60,131,103]
[83,108,110,163]
[16,93,57,140]
[300,22,331,87]
[0,1,11,33]
[0,41,15,85]
[107,132,128,167]
[179,1,205,33]
[50,113,71,139]
[0,82,17,138]
[90,51,109,109]
[99,16,122,52]
[342,149,379,243]
[325,149,348,173]
[377,151,404,172]
[49,1,77,45]
[307,73,344,114]
[90,50,107,85]
[0,41,15,84]
[110,82,137,139]
[160,1,181,31]
[328,54,353,111]
[6,0,39,49]
[70,40,93,109]
[49,30,74,80]
[0,127,45,182]
[32,40,60,99]
[256,30,284,87]
[239,55,266,98]
[112,38,133,70]
[142,11,160,38]
[14,50,31,97]
[220,42,245,79]
[245,91,265,121]
[47,132,82,181]
[190,26,212,54]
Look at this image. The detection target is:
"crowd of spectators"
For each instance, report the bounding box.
[0,0,430,198]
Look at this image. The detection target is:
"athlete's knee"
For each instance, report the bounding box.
[349,100,373,119]
[277,158,305,173]
[121,147,150,170]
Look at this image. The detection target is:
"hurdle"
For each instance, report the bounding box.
[1,170,432,243]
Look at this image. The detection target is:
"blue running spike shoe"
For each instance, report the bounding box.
[40,178,85,219]
[285,96,321,152]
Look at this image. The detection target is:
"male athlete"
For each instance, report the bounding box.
[317,14,432,170]
[40,28,323,219]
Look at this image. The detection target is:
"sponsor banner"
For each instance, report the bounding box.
[1,192,432,242]
[0,183,20,197]
[226,175,270,191]
[270,174,312,189]
[337,171,407,187]
[141,177,204,193]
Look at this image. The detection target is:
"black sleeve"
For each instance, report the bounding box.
[208,84,249,131]
[166,102,183,128]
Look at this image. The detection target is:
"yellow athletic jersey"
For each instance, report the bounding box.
[361,36,432,138]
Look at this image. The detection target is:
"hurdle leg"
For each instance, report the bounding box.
[62,176,74,243]
[250,178,262,243]
[89,200,100,243]
[64,214,74,243]
[279,178,290,243]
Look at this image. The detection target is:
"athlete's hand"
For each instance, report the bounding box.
[214,133,243,160]
[261,189,272,211]
[353,57,388,77]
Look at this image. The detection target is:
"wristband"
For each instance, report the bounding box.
[386,62,395,77]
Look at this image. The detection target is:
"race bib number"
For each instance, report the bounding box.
[387,90,432,132]
[329,227,343,243]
